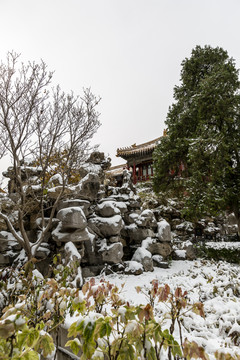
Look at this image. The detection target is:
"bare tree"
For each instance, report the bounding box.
[0,52,101,260]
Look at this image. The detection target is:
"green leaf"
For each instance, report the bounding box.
[172,340,182,357]
[68,322,78,338]
[26,329,40,347]
[20,350,39,360]
[82,340,96,358]
[98,320,112,338]
[65,339,81,356]
[17,331,29,350]
[83,320,96,342]
[36,333,54,358]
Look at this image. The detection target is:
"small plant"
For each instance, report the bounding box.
[0,257,80,359]
[66,278,208,360]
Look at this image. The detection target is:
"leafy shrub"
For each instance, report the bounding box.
[66,279,207,360]
[0,260,239,360]
[196,245,240,264]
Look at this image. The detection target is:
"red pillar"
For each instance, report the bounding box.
[133,163,136,184]
[139,164,142,181]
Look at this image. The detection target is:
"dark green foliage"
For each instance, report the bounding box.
[196,244,240,264]
[153,45,240,234]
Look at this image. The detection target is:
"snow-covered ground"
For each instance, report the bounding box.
[93,260,240,358]
[205,241,240,250]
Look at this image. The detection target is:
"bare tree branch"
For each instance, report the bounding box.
[0,52,101,261]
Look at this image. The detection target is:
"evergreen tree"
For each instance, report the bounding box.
[153,45,240,235]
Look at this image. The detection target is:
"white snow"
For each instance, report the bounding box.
[205,241,240,250]
[32,269,44,280]
[15,316,26,326]
[175,249,186,258]
[64,241,81,260]
[92,214,123,226]
[141,237,153,249]
[124,260,144,273]
[132,247,152,262]
[81,163,102,174]
[92,260,240,358]
[48,173,63,185]
[97,201,121,215]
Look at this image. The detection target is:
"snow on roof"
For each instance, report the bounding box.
[116,137,162,159]
[106,164,127,177]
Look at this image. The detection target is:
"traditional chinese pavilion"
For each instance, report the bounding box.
[116,136,162,184]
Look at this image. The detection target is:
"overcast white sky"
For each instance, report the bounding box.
[1,0,240,166]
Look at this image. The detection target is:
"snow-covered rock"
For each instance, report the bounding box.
[142,237,172,258]
[88,215,124,237]
[47,185,73,200]
[52,223,93,243]
[57,207,87,230]
[64,242,83,287]
[95,201,121,217]
[152,254,169,268]
[157,220,172,242]
[74,173,100,201]
[132,247,153,272]
[57,199,91,216]
[124,260,144,275]
[99,239,123,264]
[175,221,194,236]
[122,224,155,244]
[135,209,157,229]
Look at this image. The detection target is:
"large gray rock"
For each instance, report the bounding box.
[154,203,181,221]
[122,224,155,244]
[81,265,105,278]
[99,240,123,264]
[114,201,128,215]
[52,223,93,243]
[132,247,153,272]
[0,232,22,266]
[81,238,102,266]
[88,151,111,167]
[57,207,87,230]
[47,186,74,200]
[124,212,140,225]
[95,201,120,217]
[57,199,91,216]
[142,238,172,258]
[75,173,100,201]
[157,220,172,242]
[88,215,124,237]
[79,162,103,179]
[185,244,197,260]
[135,209,157,229]
[119,169,136,194]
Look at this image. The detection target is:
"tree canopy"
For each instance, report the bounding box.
[153,45,240,235]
